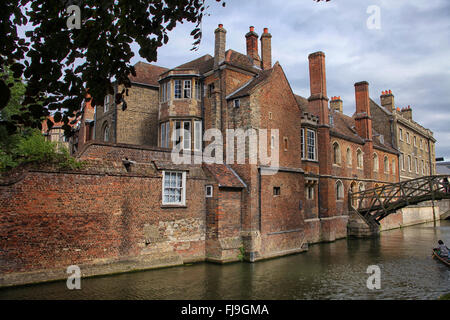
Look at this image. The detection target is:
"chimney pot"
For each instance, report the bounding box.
[389,89,392,94]
[250,26,254,32]
[218,24,223,28]
[264,27,268,33]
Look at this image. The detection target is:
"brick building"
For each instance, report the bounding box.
[0,25,438,286]
[370,93,436,180]
[91,25,404,257]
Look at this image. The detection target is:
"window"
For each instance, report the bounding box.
[183,80,191,99]
[413,136,417,147]
[420,139,423,150]
[408,155,412,172]
[208,83,215,97]
[273,187,281,196]
[399,128,403,141]
[205,185,213,198]
[406,132,410,144]
[347,148,352,167]
[415,157,418,173]
[373,153,379,172]
[195,80,201,100]
[174,80,182,99]
[329,114,334,127]
[333,142,341,165]
[392,159,396,175]
[307,129,317,161]
[160,122,170,148]
[269,112,272,120]
[357,149,363,169]
[194,121,202,151]
[183,121,191,150]
[336,180,344,200]
[166,81,171,101]
[301,128,305,159]
[350,182,357,207]
[103,125,109,142]
[421,160,425,175]
[284,137,288,151]
[162,171,186,205]
[234,99,240,108]
[104,95,110,113]
[161,82,166,102]
[306,186,314,200]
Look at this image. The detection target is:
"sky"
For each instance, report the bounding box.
[133,0,450,160]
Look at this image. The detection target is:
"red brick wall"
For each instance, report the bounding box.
[0,164,207,274]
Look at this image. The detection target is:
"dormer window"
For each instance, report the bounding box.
[234,99,240,108]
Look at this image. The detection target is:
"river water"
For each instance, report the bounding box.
[1,220,449,300]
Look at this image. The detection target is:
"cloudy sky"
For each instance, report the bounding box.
[135,0,450,160]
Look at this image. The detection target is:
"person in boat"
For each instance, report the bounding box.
[437,240,449,258]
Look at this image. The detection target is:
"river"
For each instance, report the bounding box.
[1,220,449,300]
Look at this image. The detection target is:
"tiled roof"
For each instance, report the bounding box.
[330,111,364,144]
[129,62,168,87]
[224,49,259,72]
[226,68,274,100]
[174,54,214,74]
[295,94,310,112]
[203,164,245,188]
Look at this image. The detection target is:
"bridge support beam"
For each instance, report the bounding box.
[347,212,380,238]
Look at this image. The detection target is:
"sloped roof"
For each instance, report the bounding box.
[224,49,259,72]
[174,54,214,74]
[203,164,245,188]
[129,62,168,87]
[295,94,311,113]
[226,68,274,100]
[330,111,364,144]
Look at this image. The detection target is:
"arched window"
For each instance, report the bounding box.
[358,182,365,193]
[357,149,363,169]
[346,148,352,167]
[373,153,379,172]
[333,142,341,165]
[384,156,389,173]
[103,125,110,142]
[392,159,396,175]
[336,180,344,200]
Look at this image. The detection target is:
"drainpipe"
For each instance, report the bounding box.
[427,137,436,222]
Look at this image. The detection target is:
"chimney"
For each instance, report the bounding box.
[245,26,260,64]
[401,105,413,120]
[260,28,272,70]
[354,81,372,140]
[380,89,395,112]
[308,51,328,125]
[330,96,343,113]
[214,24,226,69]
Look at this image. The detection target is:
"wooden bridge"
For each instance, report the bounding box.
[349,175,450,229]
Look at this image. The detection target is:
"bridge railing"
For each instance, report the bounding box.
[348,175,450,224]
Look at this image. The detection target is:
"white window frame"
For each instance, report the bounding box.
[162,171,186,205]
[399,128,403,141]
[183,80,191,99]
[103,125,110,142]
[373,153,379,172]
[194,121,202,151]
[336,180,344,201]
[195,80,201,100]
[406,132,410,144]
[306,185,314,200]
[174,80,182,99]
[160,122,166,147]
[301,128,305,159]
[306,129,317,161]
[205,185,213,198]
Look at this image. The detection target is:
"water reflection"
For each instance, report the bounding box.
[0,220,449,300]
